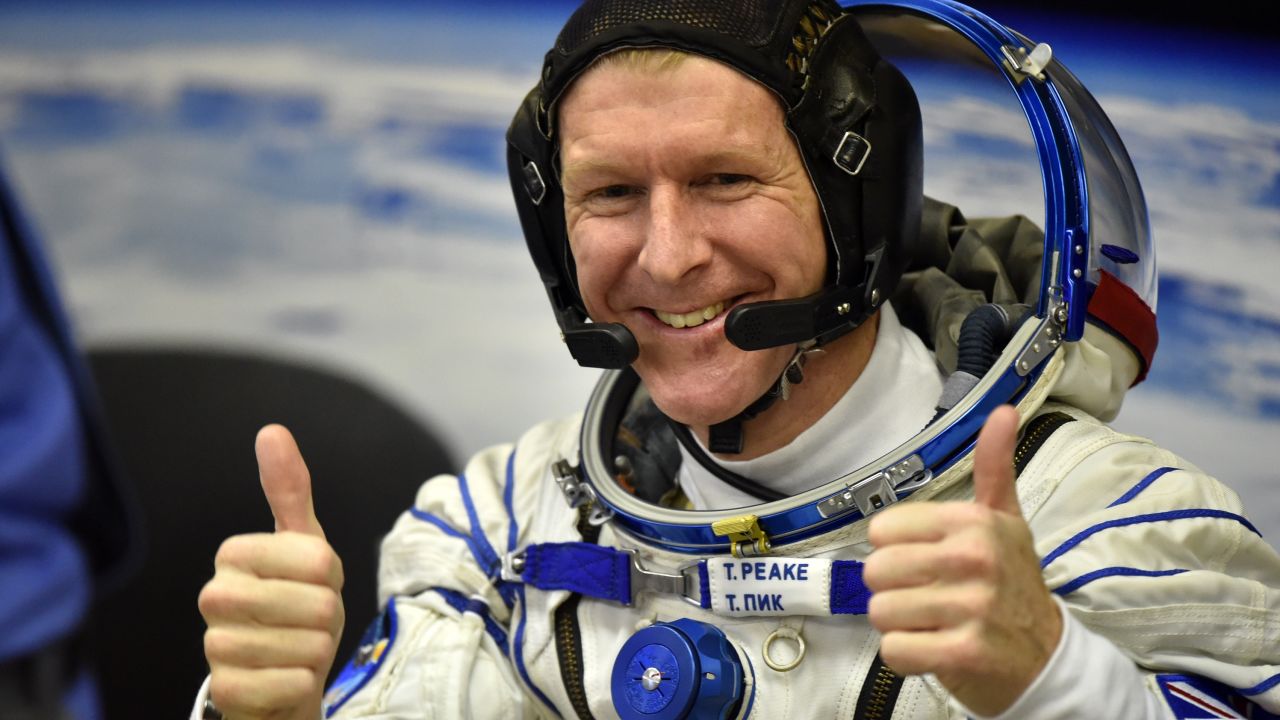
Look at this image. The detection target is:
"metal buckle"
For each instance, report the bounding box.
[850,473,897,515]
[1016,250,1067,376]
[833,131,872,176]
[585,487,614,526]
[817,455,930,519]
[1001,42,1052,83]
[500,550,527,583]
[627,551,702,608]
[553,457,614,525]
[523,160,547,205]
[552,458,588,508]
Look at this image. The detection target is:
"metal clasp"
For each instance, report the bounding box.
[833,131,872,176]
[500,550,527,583]
[1015,250,1067,377]
[522,161,547,205]
[585,497,614,526]
[553,458,587,507]
[552,457,614,526]
[1001,42,1052,83]
[627,552,702,608]
[712,514,771,558]
[850,474,897,515]
[817,455,931,519]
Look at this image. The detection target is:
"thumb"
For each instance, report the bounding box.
[256,424,325,538]
[972,404,1022,516]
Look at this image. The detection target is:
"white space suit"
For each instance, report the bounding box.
[292,300,1280,719]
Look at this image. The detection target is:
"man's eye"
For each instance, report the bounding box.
[713,173,751,185]
[596,185,633,199]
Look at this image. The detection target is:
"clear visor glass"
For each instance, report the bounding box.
[856,8,1157,314]
[1048,58,1157,308]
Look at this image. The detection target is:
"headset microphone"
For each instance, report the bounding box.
[563,321,639,369]
[724,286,869,352]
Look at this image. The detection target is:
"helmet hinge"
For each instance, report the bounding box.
[1001,42,1052,84]
[711,514,772,558]
[1015,250,1067,375]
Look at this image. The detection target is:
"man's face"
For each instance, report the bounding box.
[559,54,827,429]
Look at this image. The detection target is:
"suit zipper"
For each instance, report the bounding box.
[853,653,904,719]
[1013,411,1074,476]
[554,505,600,719]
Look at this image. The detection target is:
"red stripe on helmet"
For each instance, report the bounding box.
[1087,269,1158,386]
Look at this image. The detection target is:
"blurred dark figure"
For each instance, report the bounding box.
[0,152,138,719]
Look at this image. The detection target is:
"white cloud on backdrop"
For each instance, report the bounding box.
[0,46,527,128]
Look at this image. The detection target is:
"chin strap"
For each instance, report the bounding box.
[707,341,819,454]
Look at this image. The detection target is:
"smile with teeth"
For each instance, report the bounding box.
[653,301,726,329]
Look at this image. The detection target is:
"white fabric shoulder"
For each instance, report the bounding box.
[377,413,581,611]
[1017,405,1280,714]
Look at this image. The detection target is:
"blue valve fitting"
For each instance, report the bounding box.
[611,618,747,720]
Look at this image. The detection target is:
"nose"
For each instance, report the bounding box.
[636,184,712,286]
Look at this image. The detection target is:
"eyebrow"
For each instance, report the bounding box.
[559,156,625,184]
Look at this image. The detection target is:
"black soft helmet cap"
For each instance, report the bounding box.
[507,0,923,369]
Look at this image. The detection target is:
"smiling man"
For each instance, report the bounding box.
[558,50,879,457]
[192,2,1280,719]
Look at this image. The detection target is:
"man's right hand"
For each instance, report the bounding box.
[199,424,345,720]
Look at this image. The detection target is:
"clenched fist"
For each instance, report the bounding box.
[198,425,345,720]
[864,405,1062,717]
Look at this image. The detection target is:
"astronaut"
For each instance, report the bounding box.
[193,1,1280,718]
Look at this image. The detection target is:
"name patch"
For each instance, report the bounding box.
[705,557,831,616]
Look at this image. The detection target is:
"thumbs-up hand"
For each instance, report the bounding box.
[863,406,1062,717]
[198,425,345,720]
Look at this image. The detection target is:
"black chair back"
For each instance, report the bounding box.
[86,345,454,718]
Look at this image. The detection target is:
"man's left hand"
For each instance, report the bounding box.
[863,405,1062,717]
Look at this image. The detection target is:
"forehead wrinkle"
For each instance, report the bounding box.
[559,56,792,182]
[561,112,791,187]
